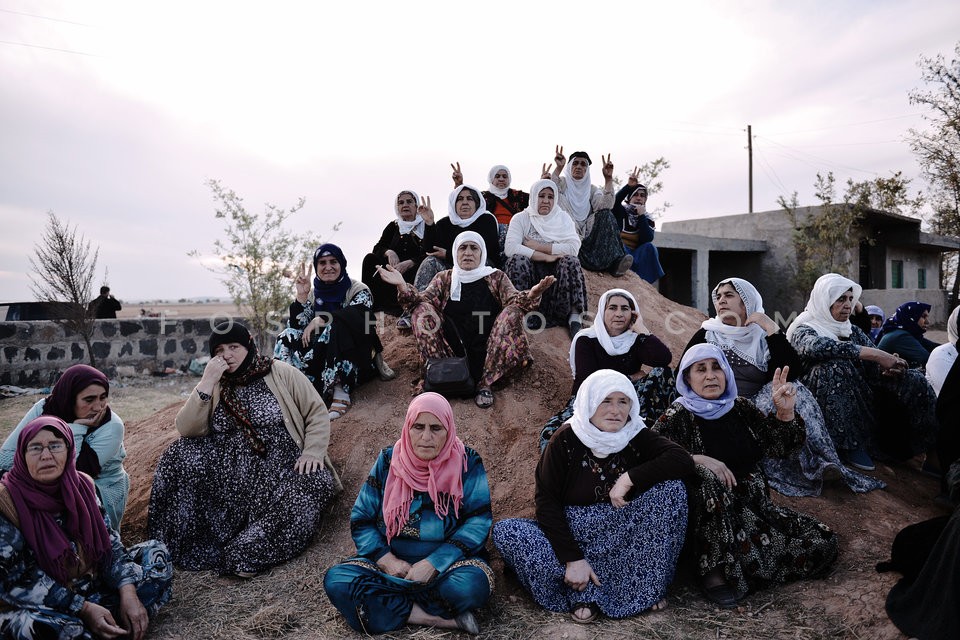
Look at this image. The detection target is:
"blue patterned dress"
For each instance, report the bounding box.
[495,426,690,618]
[273,285,379,402]
[0,505,172,640]
[323,446,493,634]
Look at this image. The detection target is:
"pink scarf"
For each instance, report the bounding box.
[382,393,467,543]
[1,417,111,584]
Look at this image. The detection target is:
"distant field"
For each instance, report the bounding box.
[117,301,251,320]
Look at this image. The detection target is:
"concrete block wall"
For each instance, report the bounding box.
[0,316,246,387]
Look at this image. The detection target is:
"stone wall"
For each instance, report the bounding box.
[0,316,245,386]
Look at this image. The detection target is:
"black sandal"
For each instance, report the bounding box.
[702,581,738,609]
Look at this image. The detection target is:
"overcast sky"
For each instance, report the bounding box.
[2,1,959,303]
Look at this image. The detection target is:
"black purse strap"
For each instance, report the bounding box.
[441,315,469,358]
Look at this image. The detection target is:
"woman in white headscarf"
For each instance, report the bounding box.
[504,179,589,338]
[787,273,937,473]
[683,277,884,496]
[926,305,959,397]
[548,147,633,276]
[380,231,554,408]
[410,185,501,297]
[539,288,675,450]
[451,163,530,254]
[655,345,838,609]
[361,189,438,319]
[494,369,692,622]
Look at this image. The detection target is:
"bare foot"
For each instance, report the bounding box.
[649,598,667,612]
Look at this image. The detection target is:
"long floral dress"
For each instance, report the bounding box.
[148,378,335,575]
[654,398,838,599]
[0,505,172,640]
[790,324,938,457]
[323,446,493,634]
[273,285,380,402]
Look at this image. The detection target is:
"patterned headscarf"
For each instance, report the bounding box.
[312,243,353,313]
[1,417,112,584]
[674,344,738,420]
[209,321,273,456]
[566,369,645,458]
[382,393,467,544]
[877,301,931,342]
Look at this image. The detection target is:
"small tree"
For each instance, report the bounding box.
[29,211,100,366]
[190,180,336,350]
[907,42,960,306]
[779,172,923,294]
[617,157,672,218]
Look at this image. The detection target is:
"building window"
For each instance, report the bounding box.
[891,260,904,288]
[918,268,926,289]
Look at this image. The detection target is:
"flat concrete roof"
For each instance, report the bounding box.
[656,232,768,252]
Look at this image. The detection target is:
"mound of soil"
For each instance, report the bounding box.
[121,270,942,638]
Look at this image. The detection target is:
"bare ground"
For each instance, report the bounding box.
[2,273,947,639]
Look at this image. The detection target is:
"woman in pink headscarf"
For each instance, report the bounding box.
[324,393,492,635]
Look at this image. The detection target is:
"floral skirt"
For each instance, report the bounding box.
[505,255,587,327]
[578,209,627,272]
[493,480,687,618]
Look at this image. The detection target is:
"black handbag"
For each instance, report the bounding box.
[422,321,476,398]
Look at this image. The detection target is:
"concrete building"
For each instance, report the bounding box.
[655,205,959,325]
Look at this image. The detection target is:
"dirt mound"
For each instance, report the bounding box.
[121,270,941,638]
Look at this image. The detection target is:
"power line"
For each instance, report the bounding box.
[755,135,879,176]
[0,8,92,27]
[763,114,923,136]
[0,39,100,57]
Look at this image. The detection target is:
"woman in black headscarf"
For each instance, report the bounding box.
[275,243,394,420]
[148,321,341,578]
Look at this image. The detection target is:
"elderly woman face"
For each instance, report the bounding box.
[315,255,342,284]
[570,157,589,180]
[590,391,632,433]
[869,314,884,329]
[74,383,108,422]
[25,428,69,484]
[396,192,417,221]
[917,310,930,330]
[714,283,747,326]
[454,189,480,219]
[603,295,635,336]
[213,341,248,373]
[536,187,555,215]
[686,358,726,400]
[456,240,482,271]
[492,170,510,189]
[409,411,448,461]
[829,289,855,322]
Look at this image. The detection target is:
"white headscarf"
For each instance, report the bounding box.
[562,155,593,222]
[701,278,771,371]
[450,231,497,302]
[448,185,495,228]
[674,344,738,420]
[566,369,645,458]
[394,189,425,239]
[487,165,510,199]
[524,179,581,248]
[785,273,863,342]
[948,305,959,346]
[569,289,641,376]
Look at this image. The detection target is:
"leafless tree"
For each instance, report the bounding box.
[29,211,100,366]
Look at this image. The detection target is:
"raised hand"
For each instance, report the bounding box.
[553,144,566,171]
[418,195,434,225]
[541,162,553,179]
[770,366,796,419]
[601,153,614,180]
[628,166,640,187]
[450,162,463,187]
[744,311,780,335]
[376,264,408,287]
[528,275,556,298]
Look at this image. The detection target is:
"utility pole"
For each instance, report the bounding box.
[747,124,753,213]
